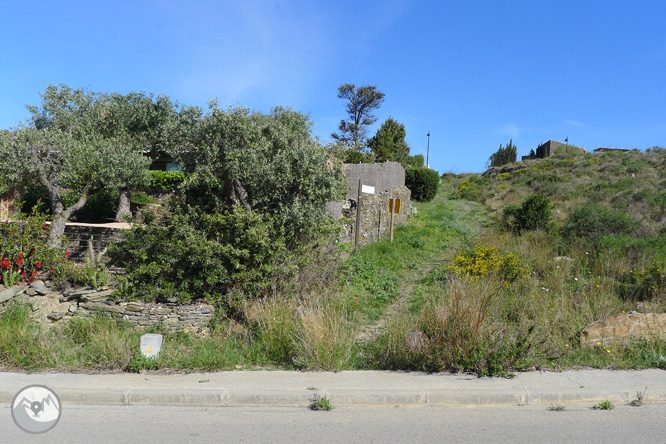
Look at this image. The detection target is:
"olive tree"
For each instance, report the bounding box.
[0,126,148,246]
[28,85,200,221]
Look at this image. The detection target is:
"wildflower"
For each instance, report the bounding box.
[9,231,12,235]
[19,253,23,258]
[21,272,27,279]
[43,225,48,230]
[565,344,570,348]
[35,262,42,269]
[16,258,22,265]
[30,248,35,253]
[65,252,70,256]
[574,277,578,281]
[49,269,54,273]
[596,342,601,345]
[32,271,37,277]
[29,278,34,283]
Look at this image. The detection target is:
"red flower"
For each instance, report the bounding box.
[19,253,23,258]
[21,272,27,278]
[44,225,49,230]
[30,248,35,253]
[29,278,34,283]
[9,231,12,235]
[16,258,22,265]
[65,252,70,256]
[49,269,54,273]
[35,262,42,269]
[32,271,37,277]
[61,257,65,261]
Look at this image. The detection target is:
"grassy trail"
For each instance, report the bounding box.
[348,190,490,344]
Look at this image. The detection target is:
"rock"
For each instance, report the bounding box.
[0,286,19,304]
[47,311,66,321]
[29,283,50,295]
[25,289,37,296]
[68,304,77,313]
[80,289,114,302]
[580,311,666,347]
[69,288,96,298]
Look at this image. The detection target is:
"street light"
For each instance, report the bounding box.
[426,131,430,169]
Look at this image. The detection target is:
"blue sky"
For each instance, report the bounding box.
[1,1,665,173]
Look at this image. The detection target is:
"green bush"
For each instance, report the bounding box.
[343,149,374,164]
[148,170,187,192]
[108,206,285,311]
[405,167,439,202]
[503,194,552,232]
[561,204,637,244]
[408,154,424,168]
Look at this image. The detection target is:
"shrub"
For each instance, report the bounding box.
[148,170,187,192]
[343,149,374,164]
[405,167,439,202]
[108,206,284,311]
[0,205,68,286]
[448,245,528,284]
[503,194,552,232]
[561,204,637,244]
[408,154,424,168]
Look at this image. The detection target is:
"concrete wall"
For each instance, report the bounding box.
[342,162,407,198]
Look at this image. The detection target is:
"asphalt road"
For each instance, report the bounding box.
[3,403,666,443]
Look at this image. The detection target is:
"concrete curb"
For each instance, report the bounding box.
[3,387,666,408]
[2,369,666,408]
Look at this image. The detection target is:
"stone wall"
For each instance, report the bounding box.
[63,224,127,261]
[339,185,411,245]
[0,281,214,335]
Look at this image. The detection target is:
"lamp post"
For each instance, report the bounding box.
[426,131,430,169]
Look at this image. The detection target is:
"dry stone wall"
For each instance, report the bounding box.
[0,281,214,335]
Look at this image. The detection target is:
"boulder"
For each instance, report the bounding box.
[580,311,666,347]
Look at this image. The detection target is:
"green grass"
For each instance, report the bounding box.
[592,400,614,410]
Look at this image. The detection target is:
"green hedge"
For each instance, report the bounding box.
[405,167,439,202]
[148,170,187,192]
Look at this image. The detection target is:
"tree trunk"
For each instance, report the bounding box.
[48,215,68,248]
[115,189,132,222]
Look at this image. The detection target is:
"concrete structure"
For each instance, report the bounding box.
[535,140,587,159]
[326,162,411,245]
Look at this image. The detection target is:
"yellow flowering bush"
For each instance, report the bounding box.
[449,245,528,283]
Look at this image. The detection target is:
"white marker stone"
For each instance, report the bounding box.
[140,334,163,359]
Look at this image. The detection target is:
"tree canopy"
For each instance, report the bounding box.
[489,139,518,167]
[367,117,410,166]
[331,83,385,150]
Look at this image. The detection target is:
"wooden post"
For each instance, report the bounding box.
[354,178,361,252]
[389,201,395,242]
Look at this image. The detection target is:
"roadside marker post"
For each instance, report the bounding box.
[388,198,401,242]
